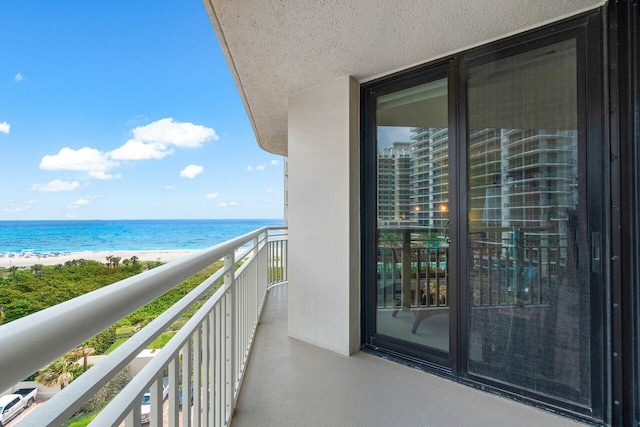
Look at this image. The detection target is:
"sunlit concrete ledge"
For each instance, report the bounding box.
[232,283,587,427]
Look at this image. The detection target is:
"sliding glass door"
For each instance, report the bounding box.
[464,37,597,409]
[363,13,604,419]
[365,65,454,366]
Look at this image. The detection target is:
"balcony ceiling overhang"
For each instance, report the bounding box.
[203,0,603,156]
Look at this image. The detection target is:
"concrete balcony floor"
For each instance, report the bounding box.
[232,284,587,427]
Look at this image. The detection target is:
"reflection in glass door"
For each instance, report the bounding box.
[465,38,593,406]
[374,76,450,353]
[364,16,604,418]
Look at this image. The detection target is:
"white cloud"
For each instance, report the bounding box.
[265,188,273,194]
[0,121,10,134]
[206,192,219,199]
[246,165,253,172]
[132,118,218,148]
[180,164,204,179]
[165,185,175,190]
[40,147,118,180]
[255,164,266,172]
[67,198,91,209]
[91,171,119,180]
[39,119,215,182]
[14,72,23,82]
[219,201,239,207]
[109,139,173,160]
[2,200,35,213]
[377,126,413,149]
[32,180,80,192]
[126,115,149,126]
[271,159,279,166]
[2,206,29,213]
[263,198,275,203]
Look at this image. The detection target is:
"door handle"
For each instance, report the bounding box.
[591,232,600,273]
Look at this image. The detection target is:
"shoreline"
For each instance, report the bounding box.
[0,250,199,268]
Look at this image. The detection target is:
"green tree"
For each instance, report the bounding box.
[35,347,93,389]
[86,325,117,354]
[8,265,18,284]
[5,298,33,321]
[31,264,43,277]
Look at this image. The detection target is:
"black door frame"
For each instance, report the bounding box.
[361,62,457,371]
[361,7,609,423]
[456,13,605,420]
[608,1,640,425]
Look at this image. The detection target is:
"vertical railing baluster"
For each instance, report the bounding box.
[425,248,431,307]
[193,326,202,427]
[267,238,271,284]
[126,405,140,427]
[224,251,236,425]
[487,246,492,306]
[208,311,215,427]
[537,249,543,304]
[150,376,162,427]
[284,237,288,282]
[240,273,245,377]
[443,247,447,307]
[202,312,210,424]
[215,303,222,426]
[168,353,179,426]
[181,340,192,427]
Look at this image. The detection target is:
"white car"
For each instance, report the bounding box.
[0,388,37,426]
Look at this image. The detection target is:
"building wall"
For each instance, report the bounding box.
[288,76,360,355]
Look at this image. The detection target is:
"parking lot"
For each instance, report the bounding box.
[7,400,43,425]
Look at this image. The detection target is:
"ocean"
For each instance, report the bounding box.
[0,219,283,255]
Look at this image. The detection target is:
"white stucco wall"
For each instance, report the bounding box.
[288,76,360,355]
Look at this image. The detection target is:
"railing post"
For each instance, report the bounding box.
[267,234,272,284]
[224,251,236,424]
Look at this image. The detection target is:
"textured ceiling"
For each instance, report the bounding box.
[203,0,604,156]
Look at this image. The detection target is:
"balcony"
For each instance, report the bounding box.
[233,283,583,427]
[0,227,287,426]
[1,226,583,426]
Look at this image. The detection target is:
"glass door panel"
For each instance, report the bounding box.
[466,38,592,405]
[375,77,450,353]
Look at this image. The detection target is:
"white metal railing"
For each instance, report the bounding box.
[0,226,287,426]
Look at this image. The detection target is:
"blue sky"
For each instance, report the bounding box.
[0,1,283,220]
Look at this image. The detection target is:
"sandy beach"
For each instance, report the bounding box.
[0,250,199,268]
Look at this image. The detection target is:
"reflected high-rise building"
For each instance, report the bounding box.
[409,127,449,230]
[379,127,579,264]
[377,142,415,226]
